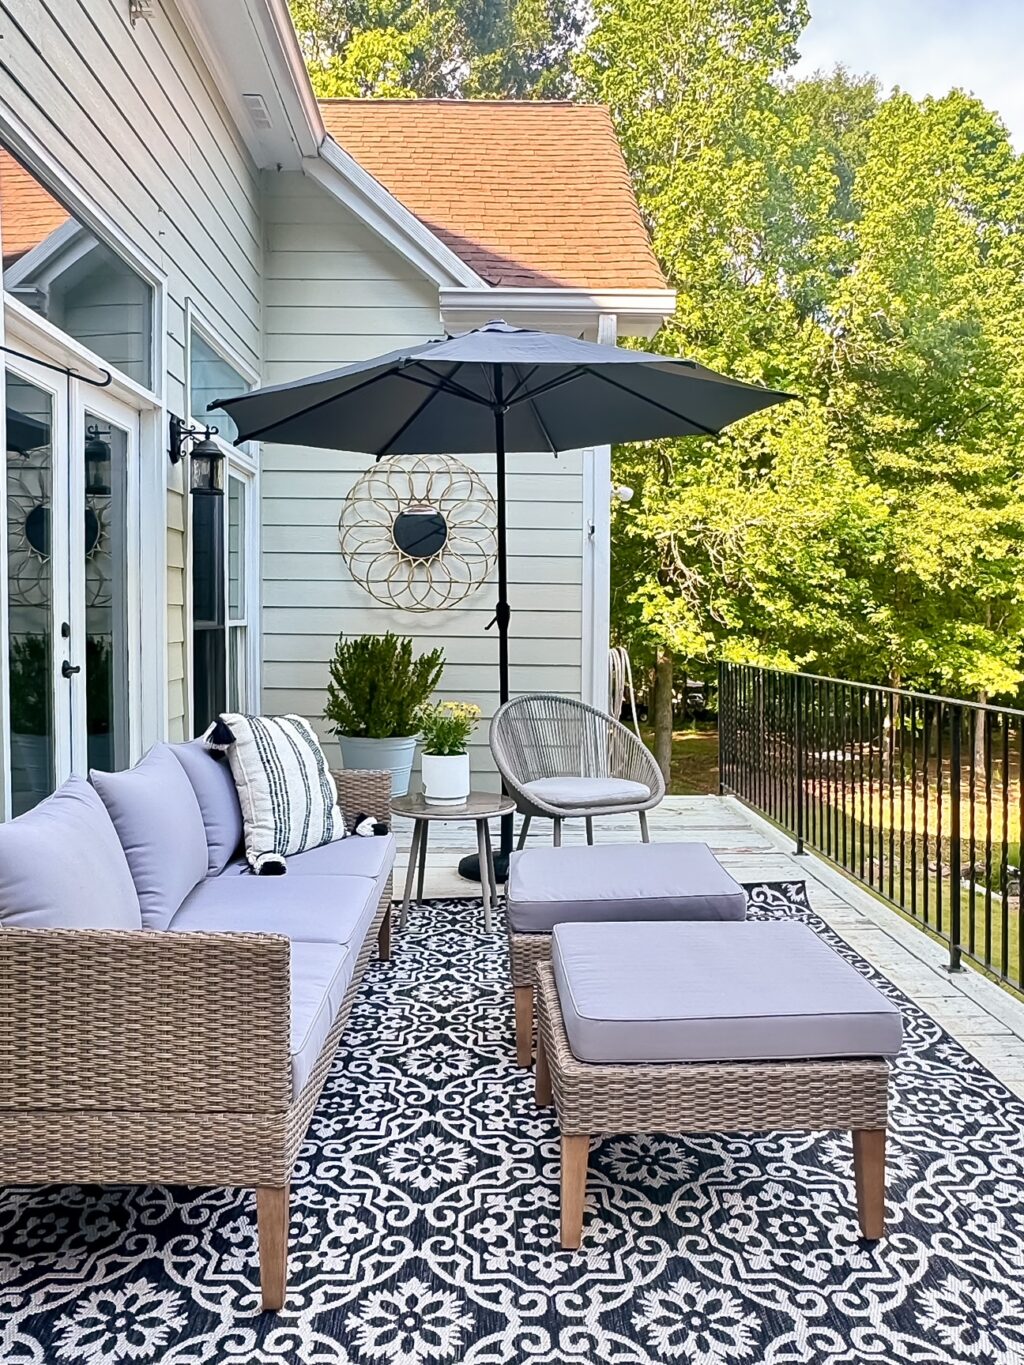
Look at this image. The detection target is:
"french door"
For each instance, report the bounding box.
[5,355,140,814]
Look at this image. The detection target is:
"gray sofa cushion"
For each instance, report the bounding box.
[170,740,243,875]
[290,940,355,1099]
[0,776,141,930]
[521,776,650,809]
[169,872,380,947]
[91,744,209,930]
[279,832,396,880]
[551,920,904,1065]
[507,841,746,934]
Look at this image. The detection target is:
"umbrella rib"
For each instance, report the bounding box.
[581,366,721,436]
[503,366,540,405]
[413,363,494,407]
[375,363,464,455]
[504,367,588,408]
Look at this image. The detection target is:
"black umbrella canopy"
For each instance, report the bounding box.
[216,320,792,456]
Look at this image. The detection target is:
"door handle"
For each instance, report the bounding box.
[61,660,82,679]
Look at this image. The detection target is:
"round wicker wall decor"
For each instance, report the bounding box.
[339,454,497,612]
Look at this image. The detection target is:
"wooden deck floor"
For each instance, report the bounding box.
[392,792,1024,1099]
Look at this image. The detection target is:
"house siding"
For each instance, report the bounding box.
[260,172,584,788]
[0,0,264,741]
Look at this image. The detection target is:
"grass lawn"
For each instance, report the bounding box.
[640,723,720,795]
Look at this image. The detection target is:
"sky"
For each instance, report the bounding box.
[792,0,1024,146]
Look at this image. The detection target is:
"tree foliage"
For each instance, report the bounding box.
[289,0,581,98]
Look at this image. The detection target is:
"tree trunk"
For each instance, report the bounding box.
[975,690,988,776]
[653,650,674,787]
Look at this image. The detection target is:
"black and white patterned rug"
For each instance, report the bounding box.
[4,884,1024,1365]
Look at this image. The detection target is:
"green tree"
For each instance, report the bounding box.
[289,0,581,98]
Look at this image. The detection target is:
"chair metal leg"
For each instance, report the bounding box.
[638,809,650,843]
[400,821,422,931]
[585,816,594,845]
[516,814,532,850]
[476,819,493,934]
[416,819,429,900]
[553,818,562,847]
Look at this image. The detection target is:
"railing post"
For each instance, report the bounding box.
[794,672,805,855]
[718,659,726,795]
[948,704,963,972]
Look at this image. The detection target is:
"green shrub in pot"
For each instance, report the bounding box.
[324,632,444,796]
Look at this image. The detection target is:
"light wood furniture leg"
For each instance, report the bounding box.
[517,814,532,849]
[560,1135,589,1250]
[476,820,494,933]
[553,817,562,846]
[514,984,534,1066]
[852,1128,886,1239]
[585,816,594,845]
[257,1184,289,1311]
[400,820,422,931]
[535,1028,552,1104]
[377,903,391,961]
[638,809,650,843]
[416,819,429,900]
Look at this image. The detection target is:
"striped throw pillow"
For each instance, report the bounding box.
[216,714,344,875]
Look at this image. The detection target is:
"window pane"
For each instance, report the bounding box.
[84,413,129,773]
[228,624,247,712]
[0,151,153,389]
[6,375,55,814]
[228,474,245,621]
[191,331,248,443]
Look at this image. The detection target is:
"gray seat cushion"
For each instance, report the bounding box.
[551,920,904,1065]
[0,776,141,930]
[521,776,650,810]
[507,842,746,934]
[224,832,397,881]
[170,740,243,875]
[169,872,380,947]
[290,940,355,1099]
[91,744,209,930]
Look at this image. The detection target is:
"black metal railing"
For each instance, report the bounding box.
[719,661,1024,992]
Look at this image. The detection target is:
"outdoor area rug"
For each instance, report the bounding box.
[3,883,1024,1365]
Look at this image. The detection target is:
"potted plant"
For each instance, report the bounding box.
[417,700,480,806]
[324,631,444,796]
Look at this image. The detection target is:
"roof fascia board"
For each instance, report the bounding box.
[309,140,485,289]
[440,286,676,338]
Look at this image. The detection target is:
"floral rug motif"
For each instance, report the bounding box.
[4,884,1024,1364]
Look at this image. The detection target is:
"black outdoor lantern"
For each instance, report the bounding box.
[189,431,224,496]
[84,424,111,495]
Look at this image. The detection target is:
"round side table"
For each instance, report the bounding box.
[392,792,516,933]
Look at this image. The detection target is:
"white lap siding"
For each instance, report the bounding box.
[260,172,584,789]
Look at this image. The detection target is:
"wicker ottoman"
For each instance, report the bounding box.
[535,920,903,1249]
[508,842,745,1065]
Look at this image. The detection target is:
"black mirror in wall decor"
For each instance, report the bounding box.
[170,415,225,732]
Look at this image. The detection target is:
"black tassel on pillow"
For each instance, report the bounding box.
[351,812,390,837]
[204,717,236,753]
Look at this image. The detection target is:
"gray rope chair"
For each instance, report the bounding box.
[490,693,665,846]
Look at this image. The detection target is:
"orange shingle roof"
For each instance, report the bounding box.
[319,100,667,291]
[0,150,69,269]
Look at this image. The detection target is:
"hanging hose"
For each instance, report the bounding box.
[608,645,642,739]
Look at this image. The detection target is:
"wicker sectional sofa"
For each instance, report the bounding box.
[0,741,393,1311]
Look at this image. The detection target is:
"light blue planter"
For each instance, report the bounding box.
[337,734,418,797]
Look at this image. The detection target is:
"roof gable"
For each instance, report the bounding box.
[318,100,667,293]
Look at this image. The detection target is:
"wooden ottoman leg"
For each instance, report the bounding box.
[514,984,534,1066]
[535,1028,552,1105]
[852,1128,886,1239]
[377,903,391,961]
[561,1134,589,1250]
[257,1184,290,1311]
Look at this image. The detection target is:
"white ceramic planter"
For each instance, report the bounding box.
[337,734,418,797]
[421,751,471,806]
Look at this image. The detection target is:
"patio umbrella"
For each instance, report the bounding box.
[215,319,793,869]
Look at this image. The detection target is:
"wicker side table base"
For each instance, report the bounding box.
[534,963,891,1250]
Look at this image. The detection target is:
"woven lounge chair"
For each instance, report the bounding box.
[490,694,665,847]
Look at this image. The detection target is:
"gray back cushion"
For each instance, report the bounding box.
[0,776,141,930]
[170,739,244,875]
[91,744,209,929]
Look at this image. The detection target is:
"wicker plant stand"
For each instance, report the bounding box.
[534,963,891,1250]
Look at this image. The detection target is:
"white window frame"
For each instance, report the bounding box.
[0,111,170,811]
[184,302,261,729]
